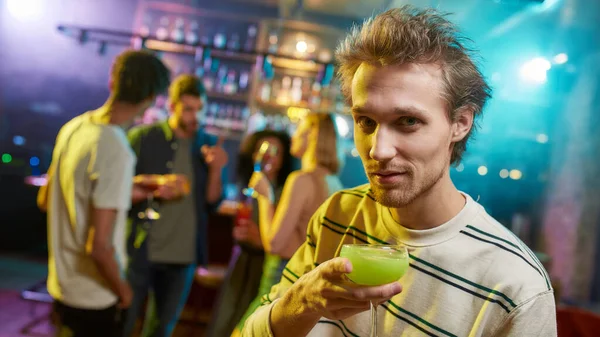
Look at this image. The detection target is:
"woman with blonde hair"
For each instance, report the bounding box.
[233,112,344,334]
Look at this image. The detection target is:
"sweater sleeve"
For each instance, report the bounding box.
[492,290,557,337]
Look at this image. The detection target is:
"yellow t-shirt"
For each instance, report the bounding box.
[47,111,135,309]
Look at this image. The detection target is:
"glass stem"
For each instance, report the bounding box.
[370,300,378,337]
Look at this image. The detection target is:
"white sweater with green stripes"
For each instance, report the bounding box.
[243,185,557,337]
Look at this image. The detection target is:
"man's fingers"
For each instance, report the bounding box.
[201,145,209,154]
[347,282,403,301]
[320,257,352,279]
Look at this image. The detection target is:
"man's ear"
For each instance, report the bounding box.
[451,106,475,143]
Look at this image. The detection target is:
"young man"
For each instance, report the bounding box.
[38,50,170,337]
[243,6,557,337]
[122,74,228,337]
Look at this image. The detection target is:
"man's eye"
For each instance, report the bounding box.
[356,116,376,129]
[398,117,421,127]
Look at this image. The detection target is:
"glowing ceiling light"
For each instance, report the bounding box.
[536,133,549,144]
[455,163,464,172]
[509,169,523,180]
[478,166,488,176]
[553,53,568,65]
[519,57,551,84]
[7,0,44,21]
[296,40,308,53]
[499,169,509,179]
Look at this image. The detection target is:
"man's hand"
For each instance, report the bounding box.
[270,257,403,336]
[201,137,228,170]
[153,181,181,201]
[233,219,263,249]
[117,281,133,309]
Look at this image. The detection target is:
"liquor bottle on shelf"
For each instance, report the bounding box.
[259,77,272,103]
[223,70,238,95]
[227,33,241,51]
[309,81,322,108]
[276,76,292,105]
[291,77,303,104]
[212,104,222,128]
[247,110,267,134]
[318,49,333,63]
[239,71,250,92]
[320,84,332,111]
[200,32,211,46]
[171,18,185,43]
[301,79,312,105]
[267,31,279,54]
[244,25,258,52]
[281,115,291,131]
[270,80,281,104]
[231,106,242,131]
[156,16,170,41]
[205,103,218,127]
[221,104,231,129]
[241,106,251,123]
[215,64,229,93]
[272,115,284,131]
[213,30,227,49]
[186,21,199,45]
[202,57,215,91]
[231,71,240,93]
[222,105,234,130]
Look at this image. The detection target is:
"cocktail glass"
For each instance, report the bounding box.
[340,244,409,337]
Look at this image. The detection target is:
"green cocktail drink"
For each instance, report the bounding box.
[340,244,409,286]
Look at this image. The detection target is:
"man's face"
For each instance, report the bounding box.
[171,94,205,134]
[352,62,470,208]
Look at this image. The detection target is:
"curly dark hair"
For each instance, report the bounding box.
[236,130,293,188]
[111,50,170,104]
[169,74,207,103]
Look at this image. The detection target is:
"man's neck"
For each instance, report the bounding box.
[98,99,140,128]
[168,116,194,139]
[389,172,466,230]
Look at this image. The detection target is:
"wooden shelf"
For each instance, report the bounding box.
[255,99,348,115]
[203,125,245,140]
[144,40,258,63]
[211,49,257,63]
[270,57,322,73]
[206,91,250,104]
[256,99,310,111]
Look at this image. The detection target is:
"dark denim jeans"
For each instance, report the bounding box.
[122,247,195,337]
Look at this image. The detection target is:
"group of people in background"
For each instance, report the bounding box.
[39,45,344,336]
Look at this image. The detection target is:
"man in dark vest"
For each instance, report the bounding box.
[122,74,228,337]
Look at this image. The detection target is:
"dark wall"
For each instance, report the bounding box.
[0,0,140,254]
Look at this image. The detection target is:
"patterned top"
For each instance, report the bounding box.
[243,185,557,337]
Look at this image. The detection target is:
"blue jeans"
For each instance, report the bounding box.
[122,261,195,337]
